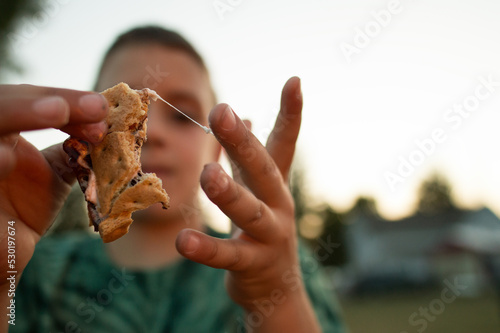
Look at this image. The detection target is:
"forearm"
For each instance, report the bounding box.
[0,283,12,333]
[242,286,322,333]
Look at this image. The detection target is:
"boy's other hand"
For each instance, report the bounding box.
[176,77,317,323]
[0,84,108,286]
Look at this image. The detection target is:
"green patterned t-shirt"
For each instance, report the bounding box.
[11,230,347,332]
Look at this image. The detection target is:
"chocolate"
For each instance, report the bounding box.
[87,202,102,231]
[63,137,103,230]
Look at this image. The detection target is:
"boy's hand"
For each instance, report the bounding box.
[0,84,108,284]
[176,77,321,331]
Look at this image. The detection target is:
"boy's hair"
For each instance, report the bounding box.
[94,25,215,101]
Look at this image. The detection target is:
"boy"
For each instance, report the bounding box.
[0,26,346,332]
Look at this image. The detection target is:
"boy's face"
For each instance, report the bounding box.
[96,44,220,223]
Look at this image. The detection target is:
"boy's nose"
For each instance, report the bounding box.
[144,107,168,148]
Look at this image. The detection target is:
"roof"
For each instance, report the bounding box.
[347,207,500,256]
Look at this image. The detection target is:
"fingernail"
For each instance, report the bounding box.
[217,168,229,191]
[79,94,107,119]
[184,234,200,254]
[34,96,69,123]
[85,121,108,144]
[220,105,237,131]
[296,78,302,101]
[205,167,229,198]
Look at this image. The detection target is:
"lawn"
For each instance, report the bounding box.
[339,290,500,333]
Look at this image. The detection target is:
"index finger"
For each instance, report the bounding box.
[209,104,287,207]
[0,84,108,125]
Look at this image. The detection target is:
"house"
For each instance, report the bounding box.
[340,207,500,295]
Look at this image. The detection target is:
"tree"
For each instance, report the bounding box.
[290,158,308,222]
[349,196,379,217]
[417,172,455,215]
[317,205,347,267]
[0,0,43,77]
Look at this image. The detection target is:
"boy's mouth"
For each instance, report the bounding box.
[142,166,174,179]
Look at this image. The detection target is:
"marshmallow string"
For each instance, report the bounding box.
[146,88,213,135]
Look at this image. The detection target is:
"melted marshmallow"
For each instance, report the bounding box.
[141,88,213,135]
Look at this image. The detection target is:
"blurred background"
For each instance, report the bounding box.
[1,0,499,332]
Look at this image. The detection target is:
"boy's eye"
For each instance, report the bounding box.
[165,107,204,127]
[173,112,192,123]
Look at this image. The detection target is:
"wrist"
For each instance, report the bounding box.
[241,284,321,333]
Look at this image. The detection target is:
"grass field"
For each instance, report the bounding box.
[339,290,500,333]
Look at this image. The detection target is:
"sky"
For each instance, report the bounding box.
[4,0,500,220]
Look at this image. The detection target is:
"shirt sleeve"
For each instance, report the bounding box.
[299,242,349,333]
